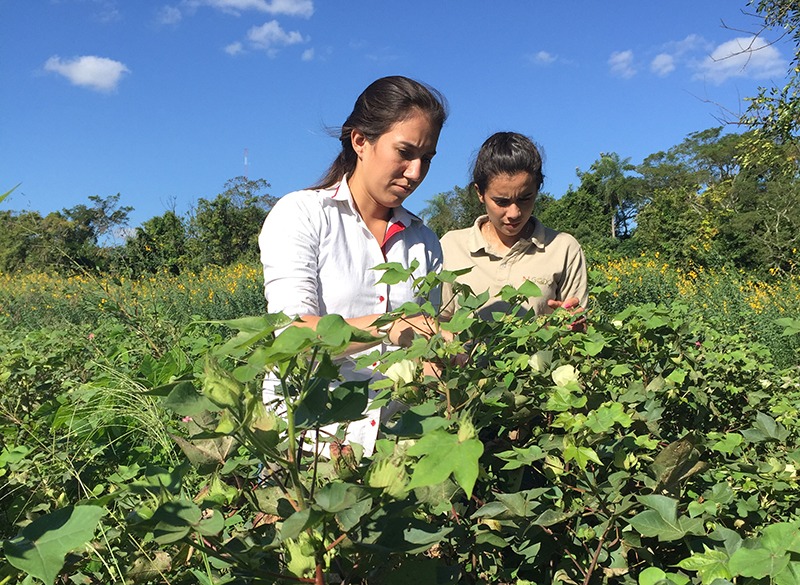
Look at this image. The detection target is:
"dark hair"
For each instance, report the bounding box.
[471,132,544,194]
[312,76,448,189]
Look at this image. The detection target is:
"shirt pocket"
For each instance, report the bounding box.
[525,275,557,300]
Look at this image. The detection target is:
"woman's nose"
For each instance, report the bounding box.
[404,159,423,182]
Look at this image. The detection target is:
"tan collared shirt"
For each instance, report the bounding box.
[440,216,588,320]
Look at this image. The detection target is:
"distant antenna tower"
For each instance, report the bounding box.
[244,148,249,179]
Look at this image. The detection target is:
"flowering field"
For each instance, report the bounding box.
[1,258,799,584]
[589,254,800,367]
[0,262,265,333]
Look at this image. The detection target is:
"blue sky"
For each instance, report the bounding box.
[2,1,793,231]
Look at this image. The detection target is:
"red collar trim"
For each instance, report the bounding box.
[381,221,406,255]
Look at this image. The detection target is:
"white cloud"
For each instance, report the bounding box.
[651,53,675,76]
[695,36,787,84]
[157,5,183,24]
[530,50,556,65]
[225,41,244,55]
[669,33,708,57]
[192,0,313,17]
[301,47,314,61]
[44,55,130,92]
[91,0,121,23]
[608,50,636,78]
[246,20,305,54]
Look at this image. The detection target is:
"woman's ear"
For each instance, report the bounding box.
[475,184,484,204]
[351,128,367,159]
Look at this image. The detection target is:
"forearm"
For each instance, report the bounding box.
[294,312,439,352]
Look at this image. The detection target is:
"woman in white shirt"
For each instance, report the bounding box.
[258,76,448,454]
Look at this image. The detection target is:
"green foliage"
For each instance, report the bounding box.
[0,184,20,205]
[121,210,188,277]
[419,184,484,237]
[186,176,274,269]
[0,194,131,274]
[3,506,106,585]
[4,264,799,583]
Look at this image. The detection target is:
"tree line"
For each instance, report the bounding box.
[0,177,275,278]
[1,125,799,279]
[422,127,800,275]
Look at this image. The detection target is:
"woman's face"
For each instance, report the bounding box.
[479,171,538,247]
[349,110,440,216]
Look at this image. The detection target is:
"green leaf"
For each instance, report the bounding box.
[406,429,483,498]
[374,260,419,285]
[382,402,451,437]
[162,381,215,416]
[151,500,202,544]
[294,380,369,428]
[710,433,743,455]
[753,411,789,442]
[516,279,542,298]
[728,546,790,579]
[314,483,368,514]
[610,364,634,376]
[629,495,703,542]
[638,567,667,585]
[582,339,606,356]
[761,522,800,554]
[280,508,324,542]
[315,314,352,349]
[4,505,106,585]
[213,314,293,356]
[0,183,20,205]
[533,508,575,527]
[496,445,545,470]
[336,497,373,532]
[676,546,732,583]
[666,368,687,384]
[563,444,601,469]
[381,557,460,585]
[440,310,476,333]
[585,402,633,433]
[776,317,800,336]
[774,561,800,585]
[256,328,315,368]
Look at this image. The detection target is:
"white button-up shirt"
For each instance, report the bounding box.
[258,177,442,454]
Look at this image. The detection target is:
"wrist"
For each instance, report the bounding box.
[375,320,393,340]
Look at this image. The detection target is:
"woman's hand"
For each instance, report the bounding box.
[386,314,440,347]
[547,297,587,332]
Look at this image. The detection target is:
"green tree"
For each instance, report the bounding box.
[537,186,614,251]
[0,210,42,272]
[187,177,274,269]
[577,152,641,240]
[0,194,131,273]
[635,127,799,272]
[420,184,483,237]
[536,153,641,253]
[121,210,187,276]
[741,0,800,147]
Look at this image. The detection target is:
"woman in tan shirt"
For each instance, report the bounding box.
[440,132,588,322]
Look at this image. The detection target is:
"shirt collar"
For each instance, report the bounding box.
[467,215,545,254]
[328,174,422,227]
